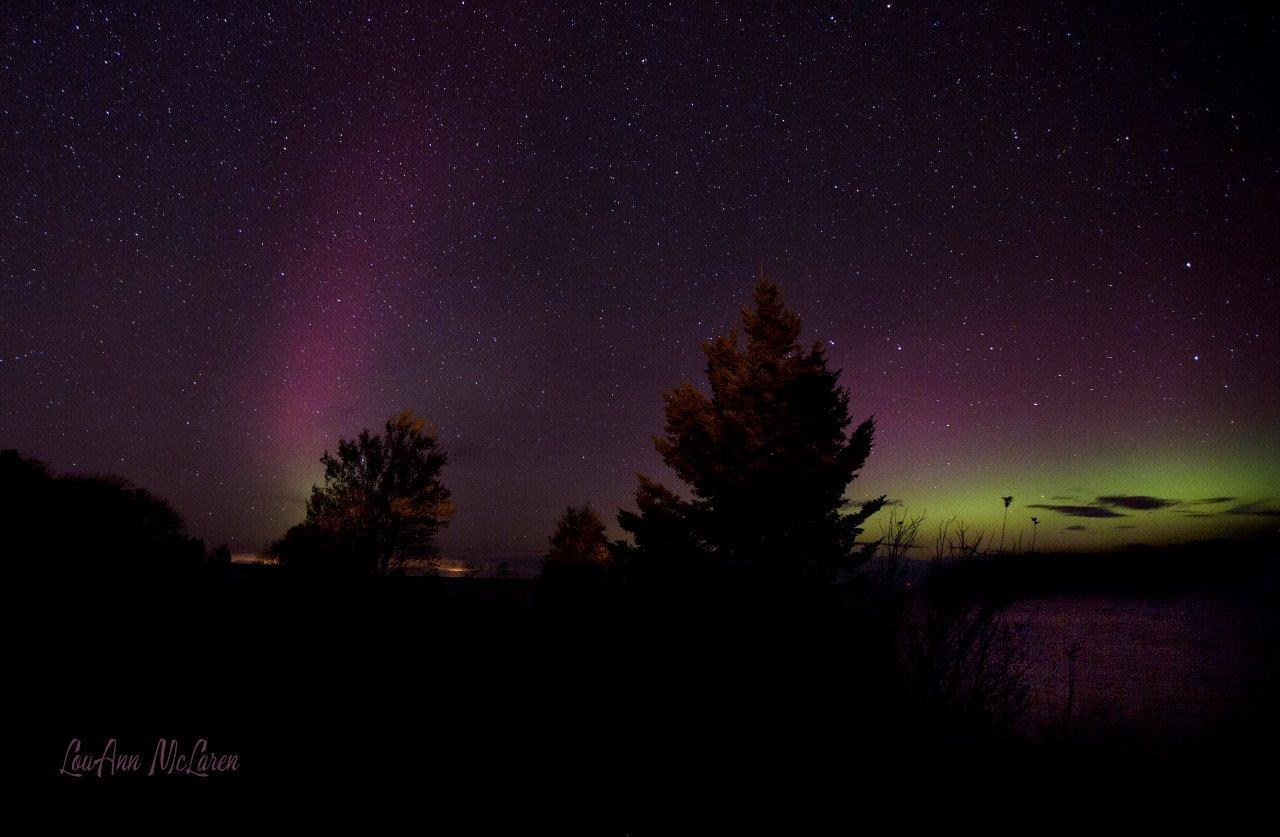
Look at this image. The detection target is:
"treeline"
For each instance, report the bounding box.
[3,278,887,591]
[1,448,216,572]
[7,278,891,592]
[262,278,888,591]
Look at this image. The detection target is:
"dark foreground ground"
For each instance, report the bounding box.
[15,553,1279,824]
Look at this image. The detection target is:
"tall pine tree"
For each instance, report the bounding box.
[619,277,885,585]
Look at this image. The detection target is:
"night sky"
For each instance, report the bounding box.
[2,2,1277,562]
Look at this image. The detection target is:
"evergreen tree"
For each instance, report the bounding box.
[620,277,885,585]
[545,504,612,567]
[541,503,614,587]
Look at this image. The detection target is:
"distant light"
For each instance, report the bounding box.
[1193,355,1200,362]
[1185,261,1192,268]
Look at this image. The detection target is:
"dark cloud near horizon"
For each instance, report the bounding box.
[1032,494,1252,521]
[1176,499,1280,518]
[1224,500,1280,517]
[1027,504,1126,518]
[1094,495,1180,510]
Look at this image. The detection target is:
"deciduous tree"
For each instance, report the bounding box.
[282,411,454,575]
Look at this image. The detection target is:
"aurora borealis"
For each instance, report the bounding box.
[2,2,1276,561]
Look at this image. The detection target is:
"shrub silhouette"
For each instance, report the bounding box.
[1,448,204,572]
[545,504,611,566]
[269,411,454,575]
[540,504,612,585]
[618,277,886,587]
[267,521,376,576]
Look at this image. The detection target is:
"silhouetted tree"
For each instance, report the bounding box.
[541,504,613,584]
[619,278,886,586]
[1,449,54,541]
[276,411,454,575]
[546,504,611,566]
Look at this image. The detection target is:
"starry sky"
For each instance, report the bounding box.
[2,1,1277,561]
